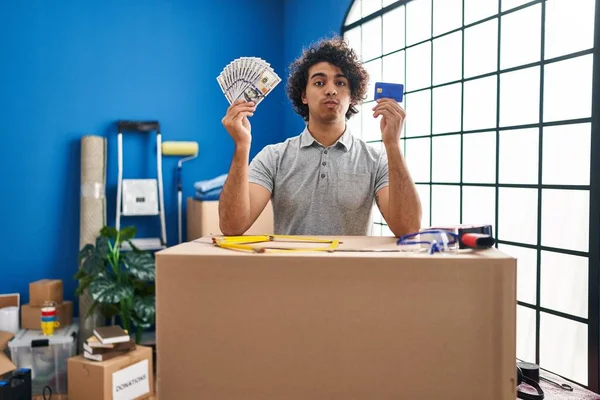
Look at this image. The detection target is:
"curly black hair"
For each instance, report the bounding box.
[287,36,368,121]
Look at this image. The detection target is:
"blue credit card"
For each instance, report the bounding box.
[374,82,404,102]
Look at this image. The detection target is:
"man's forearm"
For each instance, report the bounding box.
[219,144,252,235]
[383,142,422,236]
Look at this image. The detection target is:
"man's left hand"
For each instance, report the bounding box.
[372,98,406,146]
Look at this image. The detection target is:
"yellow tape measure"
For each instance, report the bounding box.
[212,235,340,253]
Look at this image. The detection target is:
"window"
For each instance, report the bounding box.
[343,0,599,390]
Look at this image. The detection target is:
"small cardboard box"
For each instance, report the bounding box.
[0,293,20,310]
[0,330,16,376]
[21,301,73,330]
[156,236,517,400]
[29,279,63,306]
[68,345,154,400]
[186,198,274,239]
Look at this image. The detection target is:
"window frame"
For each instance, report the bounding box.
[342,0,600,391]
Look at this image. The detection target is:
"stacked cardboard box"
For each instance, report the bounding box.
[21,279,73,330]
[68,345,154,400]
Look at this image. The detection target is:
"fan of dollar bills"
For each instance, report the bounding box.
[217,57,281,106]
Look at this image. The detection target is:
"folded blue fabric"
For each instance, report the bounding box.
[194,187,222,201]
[194,174,227,194]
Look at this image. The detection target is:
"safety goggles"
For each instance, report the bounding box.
[396,230,460,254]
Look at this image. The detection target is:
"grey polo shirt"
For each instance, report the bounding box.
[248,126,389,235]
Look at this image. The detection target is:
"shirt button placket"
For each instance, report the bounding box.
[320,148,329,180]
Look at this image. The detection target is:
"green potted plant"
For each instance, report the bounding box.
[75,226,156,343]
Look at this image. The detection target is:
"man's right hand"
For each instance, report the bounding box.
[221,100,256,147]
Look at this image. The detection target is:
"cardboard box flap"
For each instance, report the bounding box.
[0,331,13,350]
[0,330,16,376]
[0,353,15,376]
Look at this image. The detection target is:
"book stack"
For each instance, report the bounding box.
[83,325,136,362]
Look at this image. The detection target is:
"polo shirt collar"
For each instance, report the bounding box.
[299,125,353,152]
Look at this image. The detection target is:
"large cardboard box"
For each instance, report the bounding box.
[186,198,274,239]
[68,345,154,400]
[156,236,517,400]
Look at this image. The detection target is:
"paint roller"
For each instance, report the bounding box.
[161,141,199,244]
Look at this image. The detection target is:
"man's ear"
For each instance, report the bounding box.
[301,91,307,104]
